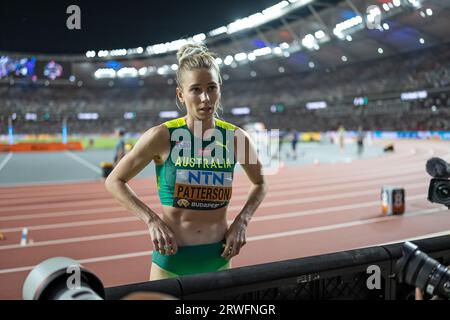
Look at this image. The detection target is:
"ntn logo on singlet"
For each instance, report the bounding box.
[176,169,233,187]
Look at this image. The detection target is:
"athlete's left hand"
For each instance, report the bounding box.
[221,219,247,260]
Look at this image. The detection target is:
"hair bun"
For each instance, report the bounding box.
[177,44,208,64]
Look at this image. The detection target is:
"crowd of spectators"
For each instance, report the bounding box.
[1,43,450,135]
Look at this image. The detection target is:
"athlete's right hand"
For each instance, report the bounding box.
[146,217,178,255]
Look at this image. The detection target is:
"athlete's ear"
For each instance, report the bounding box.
[176,87,185,104]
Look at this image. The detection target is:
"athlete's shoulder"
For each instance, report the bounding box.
[215,118,237,131]
[163,117,187,129]
[136,124,170,148]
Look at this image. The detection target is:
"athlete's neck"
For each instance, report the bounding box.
[184,115,215,136]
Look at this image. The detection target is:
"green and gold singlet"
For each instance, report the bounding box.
[155,117,237,210]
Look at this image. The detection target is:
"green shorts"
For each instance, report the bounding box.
[152,241,230,276]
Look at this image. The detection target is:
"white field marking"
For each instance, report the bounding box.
[0,178,428,223]
[0,146,445,193]
[0,150,433,199]
[0,251,152,274]
[1,193,428,233]
[0,164,424,209]
[0,164,427,210]
[0,157,427,203]
[0,153,13,172]
[0,207,447,274]
[64,151,102,174]
[0,194,440,250]
[0,178,103,188]
[359,230,450,248]
[0,185,429,233]
[245,207,448,241]
[0,162,427,213]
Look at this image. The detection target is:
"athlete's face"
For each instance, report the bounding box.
[177,68,221,120]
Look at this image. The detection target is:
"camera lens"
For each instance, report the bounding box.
[396,242,450,299]
[436,183,450,199]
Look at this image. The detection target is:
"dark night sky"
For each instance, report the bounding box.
[0,0,279,54]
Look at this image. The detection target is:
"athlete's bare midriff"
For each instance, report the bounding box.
[161,205,228,246]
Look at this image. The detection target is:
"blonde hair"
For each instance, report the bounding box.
[175,43,223,117]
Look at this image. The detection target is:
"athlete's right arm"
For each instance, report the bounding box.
[105,125,178,254]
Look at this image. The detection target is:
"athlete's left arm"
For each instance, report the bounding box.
[222,128,268,260]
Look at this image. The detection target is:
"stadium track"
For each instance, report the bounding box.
[1,140,450,299]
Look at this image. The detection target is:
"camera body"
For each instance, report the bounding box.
[428,178,450,208]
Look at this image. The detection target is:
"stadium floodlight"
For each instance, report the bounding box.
[341,56,348,62]
[280,42,290,49]
[85,51,96,58]
[378,48,384,54]
[208,26,227,37]
[420,38,425,44]
[393,0,401,7]
[193,33,206,42]
[426,8,433,16]
[253,47,272,57]
[137,47,144,54]
[227,14,261,34]
[117,67,138,78]
[308,61,315,68]
[250,71,257,77]
[247,53,256,61]
[407,0,421,8]
[234,52,248,62]
[167,39,188,52]
[383,23,390,30]
[112,49,128,57]
[383,3,389,11]
[157,66,170,75]
[224,55,234,65]
[138,67,148,76]
[273,47,282,55]
[97,50,109,58]
[333,16,363,38]
[302,34,316,49]
[152,44,168,54]
[215,57,223,65]
[314,30,325,39]
[278,66,285,73]
[171,64,179,71]
[346,35,353,41]
[94,68,116,79]
[262,1,289,18]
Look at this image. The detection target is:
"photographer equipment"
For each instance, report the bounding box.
[395,241,450,299]
[23,257,105,300]
[426,157,450,178]
[381,186,405,215]
[426,157,450,208]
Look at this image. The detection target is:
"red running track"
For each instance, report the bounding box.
[1,140,450,299]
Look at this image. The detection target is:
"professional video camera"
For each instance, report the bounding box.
[395,241,450,300]
[23,257,105,300]
[426,157,450,208]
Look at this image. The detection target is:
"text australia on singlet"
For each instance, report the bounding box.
[172,142,234,210]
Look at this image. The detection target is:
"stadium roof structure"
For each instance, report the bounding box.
[1,0,450,86]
